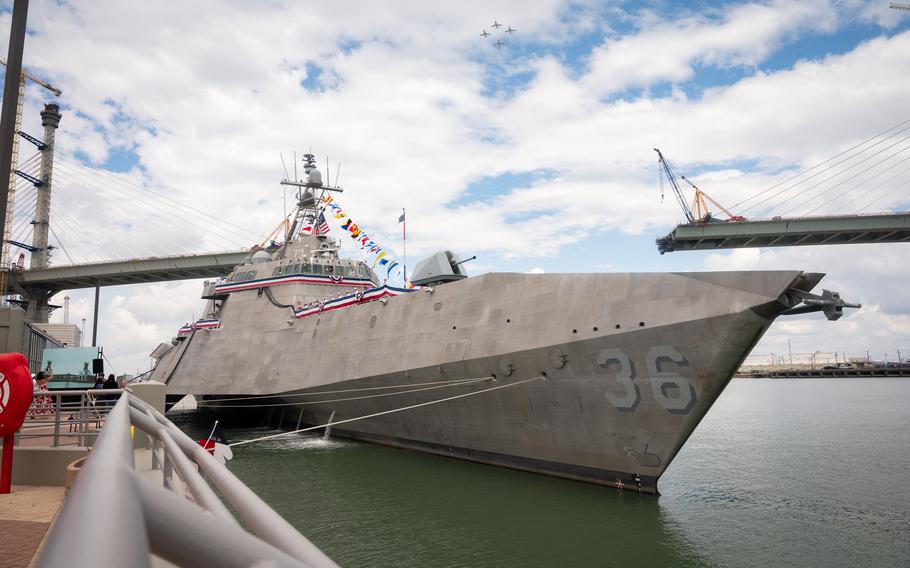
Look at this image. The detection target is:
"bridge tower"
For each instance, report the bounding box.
[21,103,61,323]
[31,102,60,271]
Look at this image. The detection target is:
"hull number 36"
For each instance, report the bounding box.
[596,346,697,415]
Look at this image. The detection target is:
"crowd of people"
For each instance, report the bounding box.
[28,371,123,417]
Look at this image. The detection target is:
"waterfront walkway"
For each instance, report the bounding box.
[0,485,65,567]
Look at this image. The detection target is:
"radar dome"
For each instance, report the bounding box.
[307,169,323,187]
[251,250,271,264]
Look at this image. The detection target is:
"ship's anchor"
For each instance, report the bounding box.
[782,288,861,321]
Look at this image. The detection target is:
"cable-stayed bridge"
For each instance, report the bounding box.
[1,104,262,326]
[657,118,910,253]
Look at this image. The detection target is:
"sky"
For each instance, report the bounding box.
[1,0,909,375]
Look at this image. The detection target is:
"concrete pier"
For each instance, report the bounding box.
[0,485,65,567]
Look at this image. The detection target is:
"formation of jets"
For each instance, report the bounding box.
[480,20,516,47]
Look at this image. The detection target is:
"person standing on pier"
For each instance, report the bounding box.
[102,374,119,408]
[28,372,53,417]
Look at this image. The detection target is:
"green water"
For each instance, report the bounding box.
[173,379,910,567]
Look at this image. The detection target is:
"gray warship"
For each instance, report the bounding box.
[149,154,858,493]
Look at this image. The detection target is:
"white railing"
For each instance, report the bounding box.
[16,388,127,447]
[35,393,338,568]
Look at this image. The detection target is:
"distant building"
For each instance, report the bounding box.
[32,323,82,348]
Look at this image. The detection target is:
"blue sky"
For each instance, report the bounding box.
[2,0,910,373]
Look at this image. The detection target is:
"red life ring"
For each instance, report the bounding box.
[0,353,33,436]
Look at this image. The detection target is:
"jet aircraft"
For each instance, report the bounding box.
[492,20,503,28]
[494,39,505,48]
[505,26,516,34]
[480,29,491,37]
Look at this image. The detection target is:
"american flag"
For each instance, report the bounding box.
[315,211,330,235]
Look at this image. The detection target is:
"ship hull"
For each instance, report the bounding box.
[154,270,816,493]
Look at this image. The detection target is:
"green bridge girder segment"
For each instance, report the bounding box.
[657,212,910,253]
[7,249,250,292]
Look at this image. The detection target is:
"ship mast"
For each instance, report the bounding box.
[280,153,343,241]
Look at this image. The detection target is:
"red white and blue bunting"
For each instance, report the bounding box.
[214,273,373,294]
[294,284,415,319]
[177,318,221,336]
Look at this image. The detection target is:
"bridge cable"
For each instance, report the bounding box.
[47,223,75,265]
[772,140,910,217]
[50,166,240,256]
[857,176,910,213]
[55,152,264,240]
[51,161,250,251]
[750,133,910,217]
[801,154,910,216]
[732,117,910,212]
[748,130,910,216]
[51,170,231,257]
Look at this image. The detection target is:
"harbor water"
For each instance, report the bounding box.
[173,378,910,567]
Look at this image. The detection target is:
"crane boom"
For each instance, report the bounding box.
[654,148,744,225]
[0,57,61,96]
[654,148,696,223]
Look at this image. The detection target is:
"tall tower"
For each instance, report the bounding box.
[31,102,61,270]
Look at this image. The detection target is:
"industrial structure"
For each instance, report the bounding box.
[657,212,910,253]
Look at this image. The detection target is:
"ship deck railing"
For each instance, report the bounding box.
[35,391,338,568]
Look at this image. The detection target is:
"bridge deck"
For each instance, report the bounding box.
[7,250,249,291]
[657,212,910,253]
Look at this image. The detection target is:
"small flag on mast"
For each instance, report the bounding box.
[198,421,233,464]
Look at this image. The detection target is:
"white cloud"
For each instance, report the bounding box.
[583,0,837,94]
[1,1,905,372]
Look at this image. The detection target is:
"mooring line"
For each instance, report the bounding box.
[199,376,493,409]
[198,376,487,403]
[229,375,545,447]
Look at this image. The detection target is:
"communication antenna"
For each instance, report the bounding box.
[279,153,290,180]
[334,162,342,187]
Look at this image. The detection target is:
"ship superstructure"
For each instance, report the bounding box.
[149,154,858,494]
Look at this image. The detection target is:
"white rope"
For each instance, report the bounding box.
[198,376,492,404]
[199,376,493,409]
[229,375,545,447]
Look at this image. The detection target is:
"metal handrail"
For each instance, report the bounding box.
[17,388,127,447]
[36,393,338,568]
